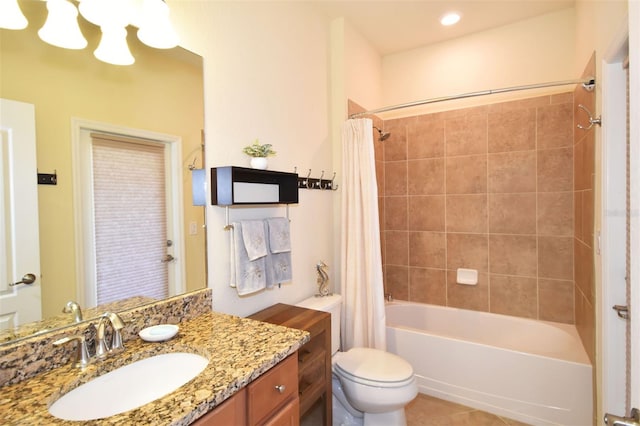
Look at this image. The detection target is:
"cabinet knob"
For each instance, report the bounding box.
[274,384,286,394]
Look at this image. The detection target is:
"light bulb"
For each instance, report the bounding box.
[94,26,135,66]
[440,12,461,26]
[38,0,87,49]
[0,0,28,30]
[79,0,133,28]
[136,0,179,49]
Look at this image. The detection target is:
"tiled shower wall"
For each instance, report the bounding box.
[374,93,576,323]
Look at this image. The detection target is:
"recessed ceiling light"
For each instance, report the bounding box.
[440,12,461,26]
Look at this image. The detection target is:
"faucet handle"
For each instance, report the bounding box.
[54,335,91,369]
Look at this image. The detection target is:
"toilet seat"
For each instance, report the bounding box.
[334,348,414,388]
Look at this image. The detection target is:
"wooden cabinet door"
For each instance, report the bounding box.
[263,398,299,426]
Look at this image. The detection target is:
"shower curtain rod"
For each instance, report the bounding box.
[349,77,595,118]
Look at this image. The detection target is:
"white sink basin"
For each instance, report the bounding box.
[49,352,209,421]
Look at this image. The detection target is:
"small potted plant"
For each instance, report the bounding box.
[242,139,276,169]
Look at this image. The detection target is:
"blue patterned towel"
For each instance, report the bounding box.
[241,220,268,260]
[264,219,292,287]
[230,222,266,295]
[266,217,291,253]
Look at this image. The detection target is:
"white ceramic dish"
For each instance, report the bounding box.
[139,324,179,342]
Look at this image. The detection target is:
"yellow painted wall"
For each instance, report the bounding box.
[0,2,205,317]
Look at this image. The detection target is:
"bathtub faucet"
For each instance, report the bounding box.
[385,293,393,302]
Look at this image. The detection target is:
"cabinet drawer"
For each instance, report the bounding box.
[248,354,298,425]
[192,389,246,426]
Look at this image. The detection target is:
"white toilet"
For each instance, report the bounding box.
[297,294,418,426]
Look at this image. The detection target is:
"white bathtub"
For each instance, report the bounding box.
[385,301,592,426]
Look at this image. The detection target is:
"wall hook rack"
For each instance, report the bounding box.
[295,167,338,191]
[577,104,602,130]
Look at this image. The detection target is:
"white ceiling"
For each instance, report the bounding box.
[311,0,575,55]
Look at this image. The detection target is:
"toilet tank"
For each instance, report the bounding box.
[296,294,342,355]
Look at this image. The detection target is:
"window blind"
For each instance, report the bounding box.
[91,134,168,304]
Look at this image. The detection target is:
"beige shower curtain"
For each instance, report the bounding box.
[340,118,386,351]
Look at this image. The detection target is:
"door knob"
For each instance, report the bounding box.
[605,408,640,426]
[9,273,36,287]
[161,254,176,263]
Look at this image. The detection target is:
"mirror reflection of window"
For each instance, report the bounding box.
[92,135,170,304]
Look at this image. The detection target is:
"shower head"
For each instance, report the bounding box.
[373,126,391,141]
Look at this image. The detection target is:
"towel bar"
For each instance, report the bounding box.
[223,205,290,230]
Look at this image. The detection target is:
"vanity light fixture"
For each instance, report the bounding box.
[0,0,28,30]
[1,0,180,66]
[440,12,461,26]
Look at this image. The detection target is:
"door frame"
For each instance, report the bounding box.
[628,0,640,409]
[600,5,639,419]
[71,118,186,307]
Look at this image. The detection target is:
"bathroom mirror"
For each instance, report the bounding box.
[0,2,205,344]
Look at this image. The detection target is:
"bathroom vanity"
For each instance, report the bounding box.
[249,303,332,426]
[0,294,309,425]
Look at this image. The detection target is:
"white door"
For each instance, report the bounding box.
[0,98,42,329]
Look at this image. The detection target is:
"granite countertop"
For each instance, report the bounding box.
[1,311,309,425]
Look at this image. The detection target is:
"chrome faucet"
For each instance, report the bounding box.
[95,312,126,358]
[62,301,83,323]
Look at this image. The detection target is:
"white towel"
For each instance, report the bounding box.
[241,220,268,260]
[264,220,292,287]
[230,222,267,295]
[266,217,291,253]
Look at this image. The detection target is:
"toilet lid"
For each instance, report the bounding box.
[334,348,414,383]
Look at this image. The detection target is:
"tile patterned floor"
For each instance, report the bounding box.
[405,394,532,426]
[302,393,533,425]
